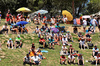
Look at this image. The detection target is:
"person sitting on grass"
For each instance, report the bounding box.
[88,24,94,34]
[0,41,2,50]
[55,23,60,29]
[23,54,32,66]
[7,38,13,49]
[54,34,60,46]
[29,43,35,52]
[78,32,84,41]
[19,24,23,34]
[31,53,41,65]
[15,35,22,49]
[60,55,67,65]
[61,44,68,55]
[68,54,75,65]
[73,26,78,34]
[35,26,39,34]
[39,36,46,49]
[37,49,43,59]
[94,53,100,66]
[11,25,19,34]
[2,23,8,35]
[80,38,86,50]
[77,54,84,66]
[48,36,55,50]
[69,45,74,54]
[62,35,68,45]
[85,32,92,42]
[92,46,99,57]
[66,31,73,42]
[29,49,36,57]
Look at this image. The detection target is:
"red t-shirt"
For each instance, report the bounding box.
[39,38,45,42]
[60,56,66,61]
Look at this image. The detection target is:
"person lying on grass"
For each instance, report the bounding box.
[31,53,41,65]
[92,46,99,57]
[68,54,75,65]
[77,54,84,66]
[15,35,22,49]
[60,55,67,65]
[23,54,32,66]
[7,38,13,49]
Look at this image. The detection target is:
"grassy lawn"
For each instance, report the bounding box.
[0,19,100,66]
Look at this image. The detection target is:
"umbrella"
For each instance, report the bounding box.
[51,28,59,33]
[16,21,29,26]
[82,15,91,19]
[16,7,31,12]
[62,10,73,21]
[36,10,48,14]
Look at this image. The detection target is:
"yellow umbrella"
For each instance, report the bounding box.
[62,10,73,21]
[16,7,31,12]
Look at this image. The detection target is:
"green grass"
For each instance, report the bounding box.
[0,19,100,66]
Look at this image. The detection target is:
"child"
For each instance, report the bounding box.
[0,11,2,23]
[0,41,2,50]
[73,26,78,34]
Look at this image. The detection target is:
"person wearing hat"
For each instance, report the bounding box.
[80,38,85,50]
[0,11,2,23]
[39,36,46,49]
[88,24,94,34]
[15,35,22,49]
[61,44,68,55]
[68,54,75,65]
[77,54,84,66]
[26,15,31,22]
[66,31,73,42]
[85,32,92,42]
[7,38,13,49]
[92,46,99,57]
[60,55,67,65]
[23,54,32,66]
[62,35,68,45]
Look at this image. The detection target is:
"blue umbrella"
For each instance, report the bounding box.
[51,28,59,33]
[16,21,29,26]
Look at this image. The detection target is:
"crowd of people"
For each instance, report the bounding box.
[0,9,100,66]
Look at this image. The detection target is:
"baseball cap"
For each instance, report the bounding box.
[9,38,12,40]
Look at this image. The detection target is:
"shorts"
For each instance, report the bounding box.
[83,25,86,28]
[35,61,39,65]
[16,41,20,44]
[49,42,54,45]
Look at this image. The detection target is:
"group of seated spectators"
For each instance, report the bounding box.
[7,35,22,49]
[23,43,46,66]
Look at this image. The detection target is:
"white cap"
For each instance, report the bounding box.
[18,35,20,37]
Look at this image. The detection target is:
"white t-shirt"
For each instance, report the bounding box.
[99,19,100,25]
[92,19,96,26]
[7,40,13,45]
[36,28,39,31]
[51,18,55,24]
[83,20,87,26]
[2,25,8,29]
[26,18,30,22]
[24,56,30,62]
[68,55,75,59]
[62,46,67,50]
[62,38,68,42]
[63,17,67,22]
[31,56,40,61]
[66,33,71,37]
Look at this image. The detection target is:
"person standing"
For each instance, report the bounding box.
[92,17,98,32]
[83,18,87,32]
